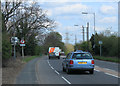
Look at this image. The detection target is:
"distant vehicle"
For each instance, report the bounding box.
[48,47,61,59]
[60,51,65,56]
[62,51,94,74]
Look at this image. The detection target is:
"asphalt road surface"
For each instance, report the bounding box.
[16,55,119,84]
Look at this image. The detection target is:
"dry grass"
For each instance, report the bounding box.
[2,57,26,84]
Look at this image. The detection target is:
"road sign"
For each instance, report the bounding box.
[20,44,25,46]
[99,41,103,44]
[20,40,25,44]
[11,37,19,44]
[98,41,102,56]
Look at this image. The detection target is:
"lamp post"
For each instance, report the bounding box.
[82,12,96,49]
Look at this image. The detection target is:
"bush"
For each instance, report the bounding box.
[34,45,43,55]
[2,33,12,60]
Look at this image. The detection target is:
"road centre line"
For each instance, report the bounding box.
[47,60,71,84]
[55,70,60,75]
[61,76,71,84]
[105,73,120,78]
[51,66,54,69]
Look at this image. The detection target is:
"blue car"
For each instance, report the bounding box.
[62,51,94,74]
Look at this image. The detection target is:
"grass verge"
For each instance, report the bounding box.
[93,56,120,63]
[22,56,41,63]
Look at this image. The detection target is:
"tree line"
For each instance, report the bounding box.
[2,1,66,65]
[74,31,119,57]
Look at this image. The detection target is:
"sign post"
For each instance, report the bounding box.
[99,41,103,56]
[20,40,25,59]
[11,37,19,59]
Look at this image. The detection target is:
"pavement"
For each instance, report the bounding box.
[16,55,119,84]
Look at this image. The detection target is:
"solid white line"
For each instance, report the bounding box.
[55,70,60,75]
[105,73,120,78]
[61,76,71,84]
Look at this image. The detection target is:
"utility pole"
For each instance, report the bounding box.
[82,25,85,42]
[87,22,89,51]
[75,34,77,44]
[74,34,77,51]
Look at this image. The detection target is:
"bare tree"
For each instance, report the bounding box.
[2,1,56,42]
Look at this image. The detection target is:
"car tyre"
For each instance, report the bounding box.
[58,56,60,59]
[66,66,71,74]
[63,67,65,72]
[89,69,94,74]
[49,56,50,59]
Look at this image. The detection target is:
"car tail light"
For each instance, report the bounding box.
[91,60,94,64]
[70,60,73,64]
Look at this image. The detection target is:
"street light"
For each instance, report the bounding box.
[82,12,96,48]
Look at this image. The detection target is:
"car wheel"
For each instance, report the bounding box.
[49,56,50,59]
[58,56,60,59]
[89,69,94,74]
[63,67,65,72]
[66,66,71,74]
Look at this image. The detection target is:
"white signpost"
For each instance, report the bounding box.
[20,40,25,58]
[99,41,103,56]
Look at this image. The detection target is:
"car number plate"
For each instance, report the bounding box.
[78,62,87,64]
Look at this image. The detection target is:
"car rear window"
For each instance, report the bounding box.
[72,53,92,59]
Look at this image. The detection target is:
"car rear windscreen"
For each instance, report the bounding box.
[72,53,92,59]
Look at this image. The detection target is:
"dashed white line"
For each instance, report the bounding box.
[51,66,54,69]
[105,73,120,78]
[61,76,71,84]
[47,60,71,84]
[55,70,60,75]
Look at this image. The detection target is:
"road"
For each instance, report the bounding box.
[16,55,119,84]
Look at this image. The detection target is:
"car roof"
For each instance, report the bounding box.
[72,51,89,54]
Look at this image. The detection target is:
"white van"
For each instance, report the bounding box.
[48,47,61,59]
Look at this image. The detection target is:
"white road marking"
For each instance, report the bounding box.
[51,66,54,69]
[105,73,120,78]
[94,69,100,72]
[95,65,99,67]
[103,68,116,72]
[55,70,60,75]
[47,60,72,84]
[47,60,51,66]
[61,76,71,84]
